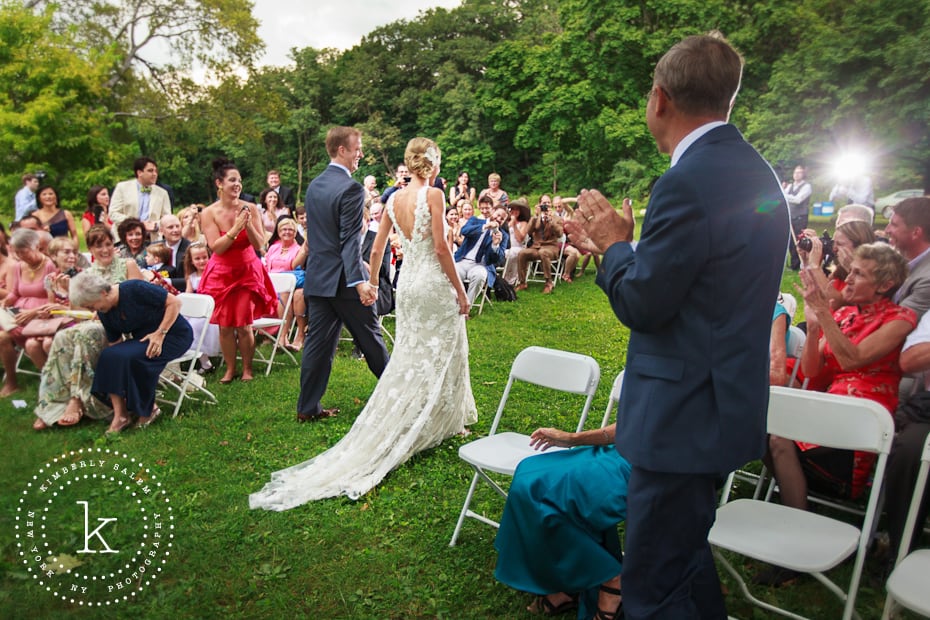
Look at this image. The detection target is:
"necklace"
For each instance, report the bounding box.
[23,256,46,277]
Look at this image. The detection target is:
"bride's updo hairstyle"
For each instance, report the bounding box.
[404,137,441,180]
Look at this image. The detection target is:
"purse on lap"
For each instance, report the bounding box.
[22,316,70,337]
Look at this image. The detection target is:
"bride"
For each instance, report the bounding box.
[250,137,476,510]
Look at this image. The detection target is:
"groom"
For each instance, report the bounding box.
[297,126,390,422]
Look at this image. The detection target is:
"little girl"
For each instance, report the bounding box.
[183,243,221,372]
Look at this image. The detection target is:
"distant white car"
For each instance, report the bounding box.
[879,189,925,218]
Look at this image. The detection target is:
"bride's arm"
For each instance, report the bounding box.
[429,188,469,315]
[368,214,393,288]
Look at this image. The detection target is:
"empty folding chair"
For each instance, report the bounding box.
[882,433,930,619]
[157,293,217,417]
[710,386,895,620]
[449,346,600,546]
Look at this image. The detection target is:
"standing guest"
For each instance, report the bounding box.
[198,158,277,384]
[449,171,476,210]
[478,172,509,207]
[363,175,380,200]
[260,187,293,234]
[379,163,411,206]
[565,32,788,618]
[14,173,40,222]
[266,169,295,210]
[295,126,390,422]
[33,185,77,239]
[71,273,192,433]
[116,217,148,269]
[109,156,171,241]
[83,185,113,237]
[784,165,813,271]
[178,205,204,244]
[31,225,143,430]
[0,229,57,396]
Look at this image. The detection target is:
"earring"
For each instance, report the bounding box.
[217,187,223,196]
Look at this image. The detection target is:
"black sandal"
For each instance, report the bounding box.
[594,584,623,620]
[527,593,578,616]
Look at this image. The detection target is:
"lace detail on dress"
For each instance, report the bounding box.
[249,186,477,510]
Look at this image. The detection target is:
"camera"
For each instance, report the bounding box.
[797,231,835,266]
[539,204,549,212]
[64,267,78,277]
[403,176,412,184]
[34,170,47,181]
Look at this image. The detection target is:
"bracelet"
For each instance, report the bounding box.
[226,231,236,240]
[601,428,611,444]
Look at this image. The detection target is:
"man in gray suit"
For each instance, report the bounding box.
[886,196,930,318]
[296,127,390,422]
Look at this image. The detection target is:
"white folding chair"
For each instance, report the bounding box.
[252,272,298,375]
[786,325,807,388]
[882,433,930,619]
[710,386,895,620]
[449,346,600,546]
[157,293,217,418]
[599,370,625,428]
[527,235,566,287]
[462,276,492,316]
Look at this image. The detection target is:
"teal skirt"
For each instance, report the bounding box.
[494,445,631,618]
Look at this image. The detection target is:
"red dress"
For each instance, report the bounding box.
[198,229,277,327]
[798,297,916,497]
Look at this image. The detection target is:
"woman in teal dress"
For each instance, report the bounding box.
[495,424,630,620]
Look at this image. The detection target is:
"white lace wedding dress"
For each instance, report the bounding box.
[249,187,477,511]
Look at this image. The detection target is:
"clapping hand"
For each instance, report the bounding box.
[565,191,632,254]
[797,267,830,326]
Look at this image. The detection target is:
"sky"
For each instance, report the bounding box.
[250,0,463,67]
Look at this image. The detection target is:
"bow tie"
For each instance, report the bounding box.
[140,186,152,194]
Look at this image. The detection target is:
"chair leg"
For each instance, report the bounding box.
[450,472,480,547]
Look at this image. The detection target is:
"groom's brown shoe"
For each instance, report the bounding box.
[297,408,339,422]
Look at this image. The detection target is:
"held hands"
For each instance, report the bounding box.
[565,191,632,254]
[355,282,378,307]
[528,427,574,451]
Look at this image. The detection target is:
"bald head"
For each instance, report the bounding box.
[160,214,182,244]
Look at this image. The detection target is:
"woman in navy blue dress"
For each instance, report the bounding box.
[494,424,630,620]
[69,272,192,433]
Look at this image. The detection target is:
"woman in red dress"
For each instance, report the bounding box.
[198,158,276,383]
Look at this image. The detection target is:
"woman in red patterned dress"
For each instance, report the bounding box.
[198,159,277,383]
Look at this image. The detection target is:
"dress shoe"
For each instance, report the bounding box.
[297,407,339,423]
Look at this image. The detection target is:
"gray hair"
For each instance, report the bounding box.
[10,228,39,251]
[69,271,112,308]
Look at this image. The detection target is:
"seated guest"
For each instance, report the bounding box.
[445,206,462,252]
[116,217,148,269]
[885,196,930,317]
[552,197,582,282]
[159,213,190,290]
[454,195,506,306]
[495,423,628,620]
[178,205,204,244]
[32,225,144,429]
[759,243,916,584]
[0,228,58,396]
[797,204,875,307]
[265,217,308,350]
[143,243,175,279]
[70,272,193,433]
[770,294,791,388]
[516,200,567,294]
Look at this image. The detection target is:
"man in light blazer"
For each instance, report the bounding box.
[109,156,172,242]
[567,33,788,618]
[886,196,930,318]
[296,127,389,422]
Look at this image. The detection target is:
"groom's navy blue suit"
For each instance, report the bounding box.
[297,163,389,417]
[598,124,788,618]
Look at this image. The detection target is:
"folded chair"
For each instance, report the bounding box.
[710,386,895,620]
[157,293,217,418]
[882,433,930,619]
[252,272,298,375]
[449,346,600,546]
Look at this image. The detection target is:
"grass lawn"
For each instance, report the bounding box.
[0,258,906,619]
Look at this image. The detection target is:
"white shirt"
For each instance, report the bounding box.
[670,121,727,168]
